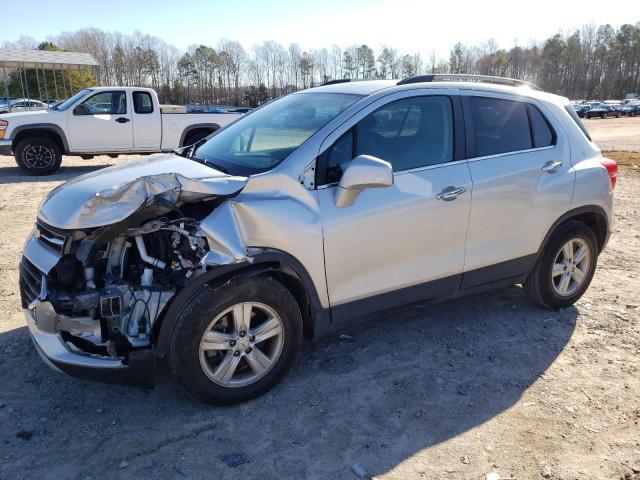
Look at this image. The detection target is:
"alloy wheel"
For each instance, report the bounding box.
[199,302,285,387]
[23,145,55,170]
[551,238,591,297]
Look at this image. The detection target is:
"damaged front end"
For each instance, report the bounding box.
[21,162,248,386]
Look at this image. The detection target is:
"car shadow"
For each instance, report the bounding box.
[0,164,113,185]
[0,286,577,479]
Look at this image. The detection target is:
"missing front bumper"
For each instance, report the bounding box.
[25,302,156,388]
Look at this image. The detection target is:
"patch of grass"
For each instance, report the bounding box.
[602,150,640,167]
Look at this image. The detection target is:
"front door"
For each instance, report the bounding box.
[67,90,133,151]
[317,93,472,320]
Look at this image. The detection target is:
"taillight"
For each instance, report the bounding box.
[600,158,618,190]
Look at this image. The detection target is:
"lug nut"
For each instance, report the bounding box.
[239,331,246,337]
[233,351,240,356]
[246,347,252,354]
[249,335,255,342]
[230,340,236,347]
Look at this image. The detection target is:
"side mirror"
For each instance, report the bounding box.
[73,104,89,115]
[334,155,393,207]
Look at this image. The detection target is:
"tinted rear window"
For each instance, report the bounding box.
[527,104,555,147]
[468,97,532,156]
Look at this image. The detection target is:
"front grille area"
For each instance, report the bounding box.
[35,221,68,254]
[19,256,45,308]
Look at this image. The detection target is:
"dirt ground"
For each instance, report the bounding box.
[584,116,640,151]
[0,119,638,480]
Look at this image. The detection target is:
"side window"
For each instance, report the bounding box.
[356,96,454,172]
[527,104,555,148]
[325,130,354,184]
[319,96,454,185]
[133,91,153,114]
[82,91,126,115]
[468,97,532,157]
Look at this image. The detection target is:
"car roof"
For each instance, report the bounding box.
[306,78,568,105]
[305,80,397,95]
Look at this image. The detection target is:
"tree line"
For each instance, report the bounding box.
[2,22,639,107]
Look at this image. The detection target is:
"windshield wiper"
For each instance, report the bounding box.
[191,157,230,174]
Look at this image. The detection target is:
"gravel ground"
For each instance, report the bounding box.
[0,119,638,480]
[585,116,640,151]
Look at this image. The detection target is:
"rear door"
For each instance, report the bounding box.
[131,90,161,150]
[461,92,573,288]
[67,90,133,151]
[317,90,472,320]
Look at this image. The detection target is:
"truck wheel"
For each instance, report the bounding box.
[524,220,598,310]
[15,137,62,175]
[169,275,303,405]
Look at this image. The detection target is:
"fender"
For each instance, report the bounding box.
[11,123,70,153]
[534,204,610,261]
[179,123,221,146]
[154,249,330,356]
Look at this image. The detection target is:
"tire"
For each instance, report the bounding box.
[15,136,62,175]
[524,220,598,310]
[169,275,303,405]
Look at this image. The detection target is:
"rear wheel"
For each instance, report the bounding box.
[524,220,598,309]
[14,136,62,175]
[169,275,302,404]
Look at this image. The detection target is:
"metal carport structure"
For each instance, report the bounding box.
[0,48,99,112]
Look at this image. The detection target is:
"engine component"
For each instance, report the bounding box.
[135,236,166,269]
[42,215,210,357]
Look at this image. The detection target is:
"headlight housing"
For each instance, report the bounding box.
[0,119,8,139]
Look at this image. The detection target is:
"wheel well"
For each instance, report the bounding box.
[265,269,315,340]
[13,129,66,153]
[181,127,216,146]
[560,211,608,252]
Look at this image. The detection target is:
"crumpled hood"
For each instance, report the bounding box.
[38,154,248,230]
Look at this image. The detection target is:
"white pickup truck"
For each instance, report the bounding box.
[0,87,242,174]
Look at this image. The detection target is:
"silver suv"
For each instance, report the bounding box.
[21,75,616,404]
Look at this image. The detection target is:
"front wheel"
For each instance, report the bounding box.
[169,276,302,404]
[15,136,62,175]
[524,220,598,309]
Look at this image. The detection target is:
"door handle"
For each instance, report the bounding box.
[115,117,130,123]
[542,160,562,173]
[436,186,467,201]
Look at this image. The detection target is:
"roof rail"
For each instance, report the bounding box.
[396,74,542,91]
[321,79,352,86]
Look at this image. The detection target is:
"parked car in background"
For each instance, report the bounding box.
[20,75,616,404]
[0,87,242,174]
[618,102,640,116]
[574,101,600,117]
[0,98,50,114]
[585,103,620,119]
[228,107,253,113]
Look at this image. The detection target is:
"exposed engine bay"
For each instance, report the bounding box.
[34,211,212,358]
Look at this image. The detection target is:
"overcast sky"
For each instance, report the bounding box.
[2,0,635,57]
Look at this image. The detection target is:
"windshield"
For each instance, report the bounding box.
[192,92,362,176]
[50,89,93,111]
